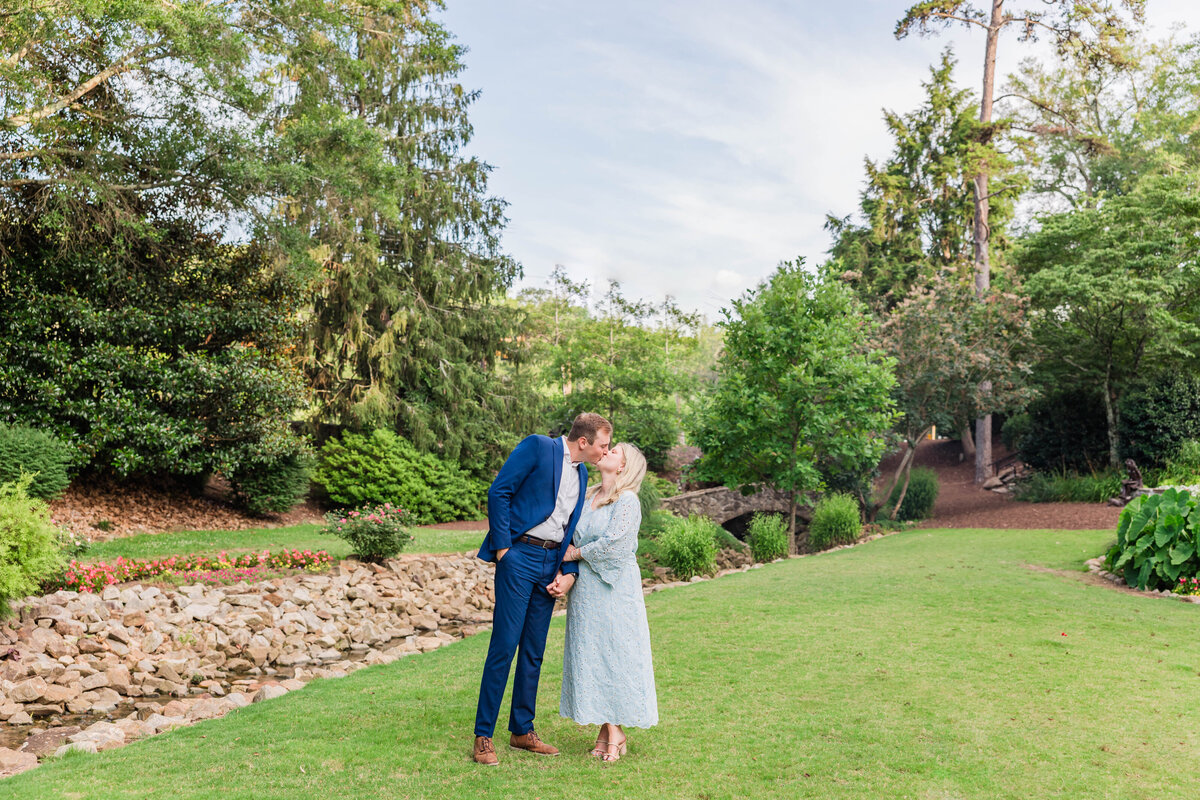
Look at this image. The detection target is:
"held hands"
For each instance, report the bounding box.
[562,544,581,562]
[546,572,576,598]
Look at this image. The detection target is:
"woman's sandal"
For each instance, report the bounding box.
[589,738,609,758]
[601,738,627,762]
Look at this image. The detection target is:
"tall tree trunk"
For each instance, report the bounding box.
[960,419,976,457]
[788,492,798,555]
[973,0,1003,484]
[1102,366,1121,469]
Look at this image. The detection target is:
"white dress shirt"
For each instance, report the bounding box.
[522,437,580,543]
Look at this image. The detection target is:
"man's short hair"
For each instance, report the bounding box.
[567,413,613,444]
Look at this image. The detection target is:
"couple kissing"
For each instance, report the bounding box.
[473,413,658,765]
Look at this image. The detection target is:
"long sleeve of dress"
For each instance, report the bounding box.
[577,493,641,586]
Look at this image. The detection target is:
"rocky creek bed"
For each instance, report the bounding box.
[0,546,755,779]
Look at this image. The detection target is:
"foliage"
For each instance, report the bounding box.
[825,51,1020,307]
[637,478,663,520]
[1018,172,1200,468]
[1155,440,1200,487]
[314,430,486,524]
[0,477,66,615]
[320,504,413,563]
[0,424,75,500]
[746,513,790,562]
[53,548,331,594]
[1005,386,1110,473]
[809,492,863,550]
[1105,488,1200,591]
[228,452,313,516]
[1003,32,1200,210]
[689,262,897,552]
[885,467,939,521]
[0,222,307,479]
[1119,373,1200,471]
[656,515,720,580]
[1012,470,1122,503]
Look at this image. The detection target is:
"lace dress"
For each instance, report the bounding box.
[559,491,658,727]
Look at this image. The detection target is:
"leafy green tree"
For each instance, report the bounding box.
[1018,172,1200,468]
[689,262,897,552]
[896,0,1145,481]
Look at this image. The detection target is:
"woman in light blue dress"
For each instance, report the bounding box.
[558,442,658,762]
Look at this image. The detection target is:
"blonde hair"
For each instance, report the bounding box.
[587,442,648,508]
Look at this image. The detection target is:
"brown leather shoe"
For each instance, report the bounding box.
[509,730,559,756]
[473,735,499,766]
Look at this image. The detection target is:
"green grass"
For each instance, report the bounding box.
[1013,470,1122,503]
[11,527,1200,798]
[81,523,485,563]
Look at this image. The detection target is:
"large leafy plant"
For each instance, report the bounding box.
[1106,488,1200,591]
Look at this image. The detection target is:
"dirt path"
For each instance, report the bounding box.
[881,438,1122,531]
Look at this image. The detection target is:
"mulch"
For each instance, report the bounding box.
[882,438,1122,531]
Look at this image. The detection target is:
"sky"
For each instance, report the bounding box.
[437,0,1199,319]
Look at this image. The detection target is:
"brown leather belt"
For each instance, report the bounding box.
[516,534,559,550]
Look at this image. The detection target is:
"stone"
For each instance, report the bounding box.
[67,722,125,750]
[252,684,288,703]
[78,638,107,654]
[186,604,218,622]
[41,684,80,704]
[160,699,190,717]
[80,671,110,691]
[11,676,48,703]
[106,665,133,693]
[186,698,229,721]
[0,747,39,773]
[141,714,188,735]
[225,693,251,709]
[411,614,439,631]
[142,631,164,654]
[7,711,33,725]
[20,726,81,757]
[54,618,86,638]
[24,703,65,718]
[123,612,146,628]
[54,741,98,757]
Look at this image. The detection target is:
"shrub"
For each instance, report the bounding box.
[1009,387,1110,472]
[0,477,66,615]
[638,477,663,519]
[809,492,862,550]
[1154,439,1200,486]
[321,503,413,563]
[1105,488,1200,591]
[229,451,313,515]
[746,512,789,561]
[1121,373,1200,470]
[0,223,307,479]
[885,467,939,521]
[314,429,487,524]
[656,514,719,580]
[0,425,74,500]
[1013,469,1122,503]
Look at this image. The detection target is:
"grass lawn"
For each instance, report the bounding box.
[11,527,1200,799]
[81,523,485,563]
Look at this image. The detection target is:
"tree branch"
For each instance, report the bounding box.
[3,43,156,128]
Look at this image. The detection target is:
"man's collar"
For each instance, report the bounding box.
[561,436,581,466]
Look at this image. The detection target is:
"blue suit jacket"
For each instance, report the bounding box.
[477,434,588,576]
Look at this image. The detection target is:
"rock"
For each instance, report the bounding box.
[78,638,107,654]
[17,726,80,757]
[0,746,39,773]
[54,741,98,757]
[252,684,288,703]
[140,714,188,736]
[11,677,48,703]
[411,614,439,631]
[81,688,122,714]
[122,612,146,628]
[80,671,110,691]
[186,604,218,622]
[160,700,190,717]
[8,711,33,725]
[41,684,80,704]
[225,693,251,709]
[25,703,65,718]
[186,698,230,721]
[106,665,133,693]
[142,631,164,654]
[68,721,125,750]
[279,678,305,691]
[54,618,86,638]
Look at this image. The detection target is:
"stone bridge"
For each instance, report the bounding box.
[660,485,810,527]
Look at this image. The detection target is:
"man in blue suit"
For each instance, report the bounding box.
[472,412,612,765]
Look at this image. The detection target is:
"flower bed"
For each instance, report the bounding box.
[53,549,333,593]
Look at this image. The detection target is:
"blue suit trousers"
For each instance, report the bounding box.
[474,540,561,737]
